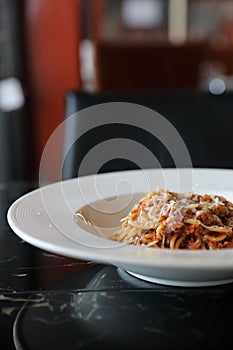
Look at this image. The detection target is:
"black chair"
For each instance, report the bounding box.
[62,90,233,179]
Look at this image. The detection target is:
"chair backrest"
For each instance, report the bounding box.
[63,90,233,179]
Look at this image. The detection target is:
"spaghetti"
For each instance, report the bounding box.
[108,189,233,250]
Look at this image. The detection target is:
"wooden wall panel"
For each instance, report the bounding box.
[95,42,207,91]
[89,0,105,41]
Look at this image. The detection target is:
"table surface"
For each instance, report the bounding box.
[1,182,233,350]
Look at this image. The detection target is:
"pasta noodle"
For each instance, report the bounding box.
[108,189,233,250]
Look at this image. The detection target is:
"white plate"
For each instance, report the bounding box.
[7,168,233,287]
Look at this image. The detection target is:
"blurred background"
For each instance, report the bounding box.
[1,0,233,183]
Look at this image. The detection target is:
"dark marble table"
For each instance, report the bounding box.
[1,182,233,350]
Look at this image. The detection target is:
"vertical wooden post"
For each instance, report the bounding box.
[24,0,82,180]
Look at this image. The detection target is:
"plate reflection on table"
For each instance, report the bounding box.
[13,264,233,350]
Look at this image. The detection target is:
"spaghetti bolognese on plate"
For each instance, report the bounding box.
[7,168,233,287]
